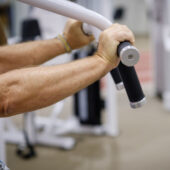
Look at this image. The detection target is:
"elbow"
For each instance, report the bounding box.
[0,98,13,118]
[0,65,8,75]
[0,74,22,117]
[0,75,22,117]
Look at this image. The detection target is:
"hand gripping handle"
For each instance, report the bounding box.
[116,42,146,108]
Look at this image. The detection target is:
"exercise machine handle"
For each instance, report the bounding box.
[110,68,124,90]
[118,63,146,108]
[83,24,140,67]
[110,41,140,91]
[18,0,146,108]
[116,42,146,108]
[83,23,124,90]
[110,41,146,108]
[117,41,140,67]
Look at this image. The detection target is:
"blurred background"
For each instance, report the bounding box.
[0,0,170,170]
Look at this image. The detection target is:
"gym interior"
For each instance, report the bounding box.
[0,0,170,170]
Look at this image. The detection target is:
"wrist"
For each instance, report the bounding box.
[52,38,66,54]
[56,35,72,54]
[94,53,117,71]
[93,54,115,73]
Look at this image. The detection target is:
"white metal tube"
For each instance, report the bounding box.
[18,0,140,67]
[18,0,112,31]
[0,119,6,163]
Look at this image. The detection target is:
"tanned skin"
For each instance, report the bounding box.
[0,20,134,117]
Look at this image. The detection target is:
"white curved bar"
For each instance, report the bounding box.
[18,0,140,67]
[18,0,112,31]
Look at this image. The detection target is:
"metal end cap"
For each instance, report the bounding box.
[130,97,146,109]
[120,46,140,67]
[116,82,124,90]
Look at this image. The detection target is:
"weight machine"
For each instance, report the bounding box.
[146,0,170,109]
[0,0,146,163]
[0,119,6,163]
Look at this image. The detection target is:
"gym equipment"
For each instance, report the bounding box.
[0,0,146,162]
[114,7,126,20]
[15,18,41,159]
[147,0,167,99]
[0,21,7,164]
[18,0,146,108]
[0,160,9,170]
[0,2,119,163]
[74,46,103,125]
[0,5,117,163]
[147,0,170,109]
[21,18,41,41]
[0,119,6,163]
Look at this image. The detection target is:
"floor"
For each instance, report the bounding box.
[6,36,170,170]
[6,92,170,170]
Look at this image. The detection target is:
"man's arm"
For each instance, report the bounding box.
[0,39,65,74]
[0,23,135,117]
[0,55,111,117]
[0,20,94,74]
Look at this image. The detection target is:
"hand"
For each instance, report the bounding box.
[63,19,94,50]
[96,23,135,68]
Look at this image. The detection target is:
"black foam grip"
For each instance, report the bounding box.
[118,62,145,103]
[110,68,122,85]
[110,42,129,86]
[117,41,132,56]
[109,42,132,87]
[109,41,133,88]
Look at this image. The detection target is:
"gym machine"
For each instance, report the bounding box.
[0,160,9,170]
[146,0,170,109]
[18,0,146,108]
[0,2,115,162]
[0,119,6,163]
[0,0,146,163]
[13,0,146,155]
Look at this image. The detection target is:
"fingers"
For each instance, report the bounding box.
[113,31,135,44]
[66,19,94,39]
[63,19,95,49]
[66,19,82,26]
[66,19,83,30]
[97,23,135,67]
[108,23,135,44]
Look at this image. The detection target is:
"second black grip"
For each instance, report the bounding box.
[118,62,145,104]
[110,68,122,85]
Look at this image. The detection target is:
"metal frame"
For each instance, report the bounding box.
[147,0,170,109]
[0,119,6,163]
[0,0,119,162]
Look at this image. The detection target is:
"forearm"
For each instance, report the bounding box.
[0,55,112,117]
[0,38,65,74]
